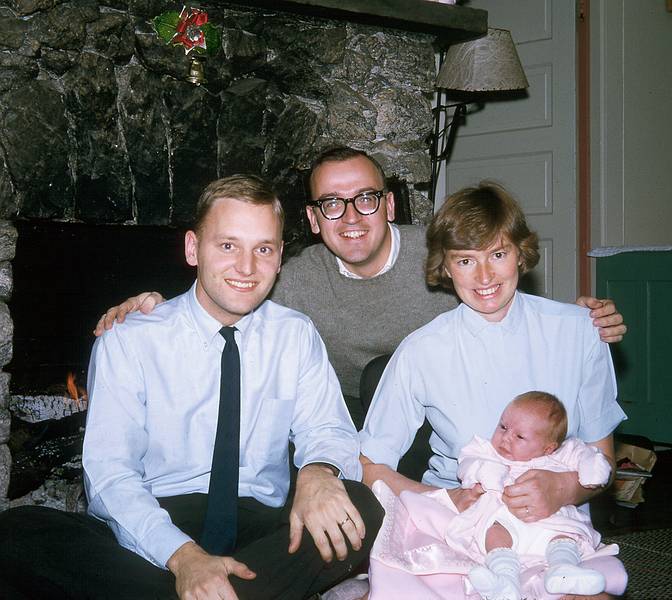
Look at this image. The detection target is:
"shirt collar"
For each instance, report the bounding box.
[187,282,254,348]
[460,290,523,336]
[336,223,400,279]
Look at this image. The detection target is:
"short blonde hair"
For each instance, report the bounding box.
[426,182,539,290]
[513,391,568,446]
[193,174,284,234]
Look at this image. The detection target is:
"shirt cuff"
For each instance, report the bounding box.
[304,461,341,477]
[580,404,627,443]
[301,457,362,482]
[140,522,194,569]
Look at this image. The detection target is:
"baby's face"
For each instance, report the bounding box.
[491,402,557,461]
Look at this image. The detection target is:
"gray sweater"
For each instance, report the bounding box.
[271,225,458,396]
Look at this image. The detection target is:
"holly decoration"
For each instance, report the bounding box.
[152,6,221,56]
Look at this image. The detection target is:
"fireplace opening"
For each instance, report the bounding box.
[5,220,196,505]
[8,220,196,394]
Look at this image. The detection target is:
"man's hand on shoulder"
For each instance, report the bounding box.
[93,291,165,336]
[289,463,365,563]
[575,296,627,343]
[167,541,256,600]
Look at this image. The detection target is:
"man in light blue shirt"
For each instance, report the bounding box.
[0,175,382,600]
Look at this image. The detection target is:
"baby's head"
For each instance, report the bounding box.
[491,391,568,461]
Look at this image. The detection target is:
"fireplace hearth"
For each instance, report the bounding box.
[0,0,472,510]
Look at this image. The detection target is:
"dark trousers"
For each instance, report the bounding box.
[0,480,383,600]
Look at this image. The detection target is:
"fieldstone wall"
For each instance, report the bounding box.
[0,221,16,512]
[0,0,437,239]
[0,2,438,510]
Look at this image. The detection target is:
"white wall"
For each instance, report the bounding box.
[591,0,672,248]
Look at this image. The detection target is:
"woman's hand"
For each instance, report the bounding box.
[502,469,575,521]
[504,435,616,521]
[360,455,438,496]
[448,484,485,513]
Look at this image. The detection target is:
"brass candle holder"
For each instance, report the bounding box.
[186,57,206,85]
[152,6,221,86]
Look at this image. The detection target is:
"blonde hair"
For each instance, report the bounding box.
[513,391,568,446]
[426,182,539,290]
[193,174,284,234]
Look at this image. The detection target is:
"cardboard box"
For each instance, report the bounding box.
[612,442,657,508]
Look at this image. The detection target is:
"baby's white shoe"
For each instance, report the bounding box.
[545,563,606,595]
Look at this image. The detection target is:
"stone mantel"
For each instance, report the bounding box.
[227,0,488,44]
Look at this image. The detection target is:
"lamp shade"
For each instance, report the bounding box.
[436,28,528,92]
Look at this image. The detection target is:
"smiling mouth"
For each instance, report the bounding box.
[474,284,500,297]
[340,230,366,239]
[226,279,257,290]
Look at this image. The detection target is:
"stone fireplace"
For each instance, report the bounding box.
[0,1,485,510]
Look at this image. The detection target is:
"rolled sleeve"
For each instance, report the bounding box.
[576,332,626,442]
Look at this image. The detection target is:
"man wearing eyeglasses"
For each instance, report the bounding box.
[272,147,455,429]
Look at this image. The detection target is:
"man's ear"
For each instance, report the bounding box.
[185,230,198,267]
[385,191,395,223]
[277,241,284,273]
[305,206,321,235]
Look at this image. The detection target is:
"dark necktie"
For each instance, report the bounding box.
[200,326,241,555]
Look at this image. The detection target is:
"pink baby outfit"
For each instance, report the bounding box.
[454,435,613,560]
[368,438,626,599]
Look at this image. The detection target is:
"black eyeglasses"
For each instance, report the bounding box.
[307,190,385,220]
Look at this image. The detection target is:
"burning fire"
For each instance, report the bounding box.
[66,372,88,407]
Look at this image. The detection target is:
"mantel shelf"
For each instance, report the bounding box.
[225,0,488,45]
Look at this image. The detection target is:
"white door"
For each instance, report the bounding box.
[439,0,578,302]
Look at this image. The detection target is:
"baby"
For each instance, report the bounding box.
[455,391,614,600]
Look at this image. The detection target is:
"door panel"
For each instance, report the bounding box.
[440,0,577,301]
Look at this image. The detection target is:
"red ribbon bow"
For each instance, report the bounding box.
[171,6,208,53]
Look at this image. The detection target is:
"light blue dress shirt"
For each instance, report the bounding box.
[83,283,361,568]
[360,292,626,489]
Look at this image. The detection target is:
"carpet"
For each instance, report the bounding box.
[603,528,672,599]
